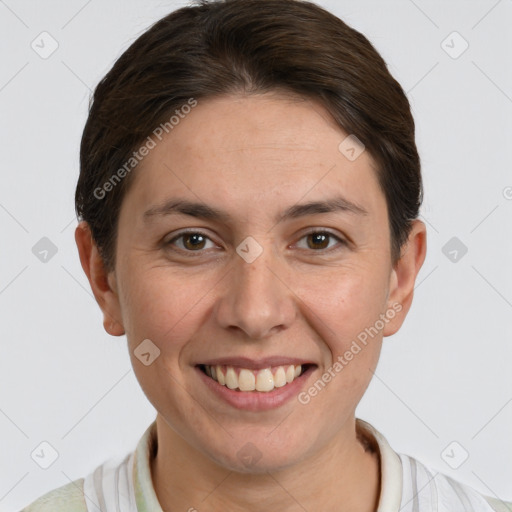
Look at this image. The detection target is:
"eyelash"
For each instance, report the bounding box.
[165,229,346,255]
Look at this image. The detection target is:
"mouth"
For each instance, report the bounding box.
[197,363,313,392]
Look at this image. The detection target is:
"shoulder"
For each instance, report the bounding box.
[483,496,512,512]
[399,453,512,512]
[20,478,87,512]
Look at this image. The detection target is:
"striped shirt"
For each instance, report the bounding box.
[21,419,512,511]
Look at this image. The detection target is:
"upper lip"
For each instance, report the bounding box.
[197,356,315,370]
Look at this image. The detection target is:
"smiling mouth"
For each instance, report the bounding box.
[198,364,312,392]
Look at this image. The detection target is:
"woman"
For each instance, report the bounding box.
[22,0,511,510]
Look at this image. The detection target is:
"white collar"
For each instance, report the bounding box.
[356,418,403,511]
[129,418,403,511]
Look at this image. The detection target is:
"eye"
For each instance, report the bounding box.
[168,231,216,251]
[295,231,345,251]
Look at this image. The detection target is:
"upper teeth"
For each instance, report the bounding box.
[204,364,302,392]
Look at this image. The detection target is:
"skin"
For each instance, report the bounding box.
[76,92,426,512]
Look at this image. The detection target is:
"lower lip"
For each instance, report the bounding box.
[196,366,316,411]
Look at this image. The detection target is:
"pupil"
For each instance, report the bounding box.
[308,233,328,249]
[185,234,205,250]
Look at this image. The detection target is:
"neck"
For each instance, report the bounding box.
[150,416,381,512]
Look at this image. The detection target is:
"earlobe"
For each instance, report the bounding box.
[383,220,427,337]
[75,221,125,337]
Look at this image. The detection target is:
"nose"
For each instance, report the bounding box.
[214,250,296,340]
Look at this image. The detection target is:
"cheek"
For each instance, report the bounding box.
[118,268,218,417]
[292,264,387,401]
[296,265,390,346]
[119,266,216,353]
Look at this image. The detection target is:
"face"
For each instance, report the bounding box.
[93,92,420,473]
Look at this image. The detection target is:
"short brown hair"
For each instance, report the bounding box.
[76,0,422,271]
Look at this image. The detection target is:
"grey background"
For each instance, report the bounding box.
[0,0,511,510]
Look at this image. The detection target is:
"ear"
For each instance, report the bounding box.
[383,219,427,337]
[74,221,125,336]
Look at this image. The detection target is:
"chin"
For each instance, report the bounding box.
[201,430,310,475]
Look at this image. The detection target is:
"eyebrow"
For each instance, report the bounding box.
[142,196,368,224]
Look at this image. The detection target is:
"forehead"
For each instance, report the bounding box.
[123,92,385,219]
